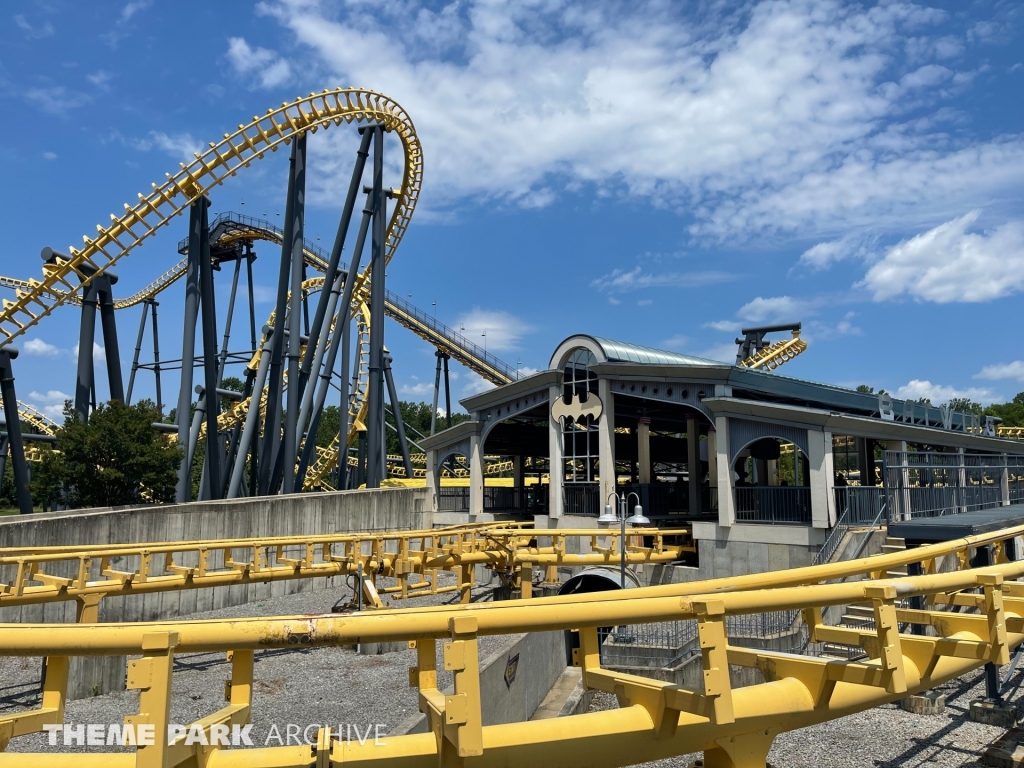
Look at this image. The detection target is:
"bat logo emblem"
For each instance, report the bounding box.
[552,392,603,425]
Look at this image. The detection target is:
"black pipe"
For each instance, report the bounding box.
[0,350,33,514]
[197,197,221,499]
[294,193,374,490]
[97,278,124,403]
[365,126,386,488]
[259,138,302,494]
[282,133,307,494]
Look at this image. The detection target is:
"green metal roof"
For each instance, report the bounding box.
[589,336,723,367]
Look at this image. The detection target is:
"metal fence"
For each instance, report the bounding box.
[563,483,601,516]
[438,487,470,512]
[834,485,885,525]
[601,610,804,669]
[436,485,549,514]
[734,486,811,525]
[884,451,1024,521]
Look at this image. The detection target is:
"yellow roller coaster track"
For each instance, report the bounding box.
[1,522,1024,766]
[737,329,808,370]
[0,88,421,350]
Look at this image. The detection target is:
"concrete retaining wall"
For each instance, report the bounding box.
[395,630,566,735]
[0,487,431,699]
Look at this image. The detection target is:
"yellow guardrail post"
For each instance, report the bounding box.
[126,631,178,768]
[866,585,907,695]
[443,616,483,759]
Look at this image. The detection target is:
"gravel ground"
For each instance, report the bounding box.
[1,571,509,753]
[588,664,1021,767]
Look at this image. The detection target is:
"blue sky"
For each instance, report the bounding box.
[1,0,1023,419]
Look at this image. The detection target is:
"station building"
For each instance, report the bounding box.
[421,334,1024,577]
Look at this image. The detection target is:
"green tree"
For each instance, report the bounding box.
[855,385,874,394]
[947,397,983,415]
[32,399,183,508]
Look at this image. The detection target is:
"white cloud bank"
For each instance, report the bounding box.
[860,211,1024,303]
[226,37,292,89]
[895,379,998,405]
[976,361,1024,385]
[254,0,1024,239]
[454,308,532,353]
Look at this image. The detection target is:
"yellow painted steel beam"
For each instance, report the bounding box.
[0,524,691,609]
[2,546,1024,767]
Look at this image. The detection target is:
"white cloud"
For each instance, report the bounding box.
[72,342,106,364]
[42,151,57,160]
[895,379,999,406]
[226,37,292,89]
[41,403,66,420]
[859,212,1024,303]
[736,296,815,324]
[591,266,732,293]
[23,338,60,357]
[28,389,72,404]
[975,361,1024,384]
[703,320,741,333]
[255,0,1024,238]
[660,335,688,351]
[400,381,435,397]
[454,308,532,353]
[460,373,494,397]
[798,235,874,270]
[696,343,739,364]
[637,299,652,306]
[134,131,205,160]
[121,0,152,23]
[26,87,89,114]
[13,14,54,39]
[515,365,540,379]
[86,70,112,88]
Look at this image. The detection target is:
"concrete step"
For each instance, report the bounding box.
[885,537,906,547]
[840,614,875,628]
[887,569,909,578]
[530,667,593,720]
[881,544,905,554]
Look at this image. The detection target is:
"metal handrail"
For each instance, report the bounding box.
[384,290,519,383]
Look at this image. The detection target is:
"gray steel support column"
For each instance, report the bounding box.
[443,353,452,429]
[217,255,243,385]
[687,415,701,516]
[338,316,351,491]
[384,353,413,478]
[227,326,274,498]
[0,436,7,492]
[197,197,221,499]
[430,351,442,435]
[126,301,149,404]
[295,129,373,444]
[365,126,386,488]
[184,386,207,483]
[259,137,303,495]
[175,202,203,502]
[97,278,124,403]
[282,133,307,494]
[0,350,33,514]
[246,253,258,354]
[74,282,99,423]
[151,300,163,416]
[294,193,374,489]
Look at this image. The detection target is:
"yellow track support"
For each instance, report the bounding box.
[2,523,1024,767]
[0,522,690,610]
[738,329,808,371]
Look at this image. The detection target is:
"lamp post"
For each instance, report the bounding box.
[599,491,649,587]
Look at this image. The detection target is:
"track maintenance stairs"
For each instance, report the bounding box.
[820,535,906,659]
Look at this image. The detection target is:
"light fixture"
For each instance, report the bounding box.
[627,504,650,526]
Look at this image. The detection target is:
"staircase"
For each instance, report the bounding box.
[819,536,906,659]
